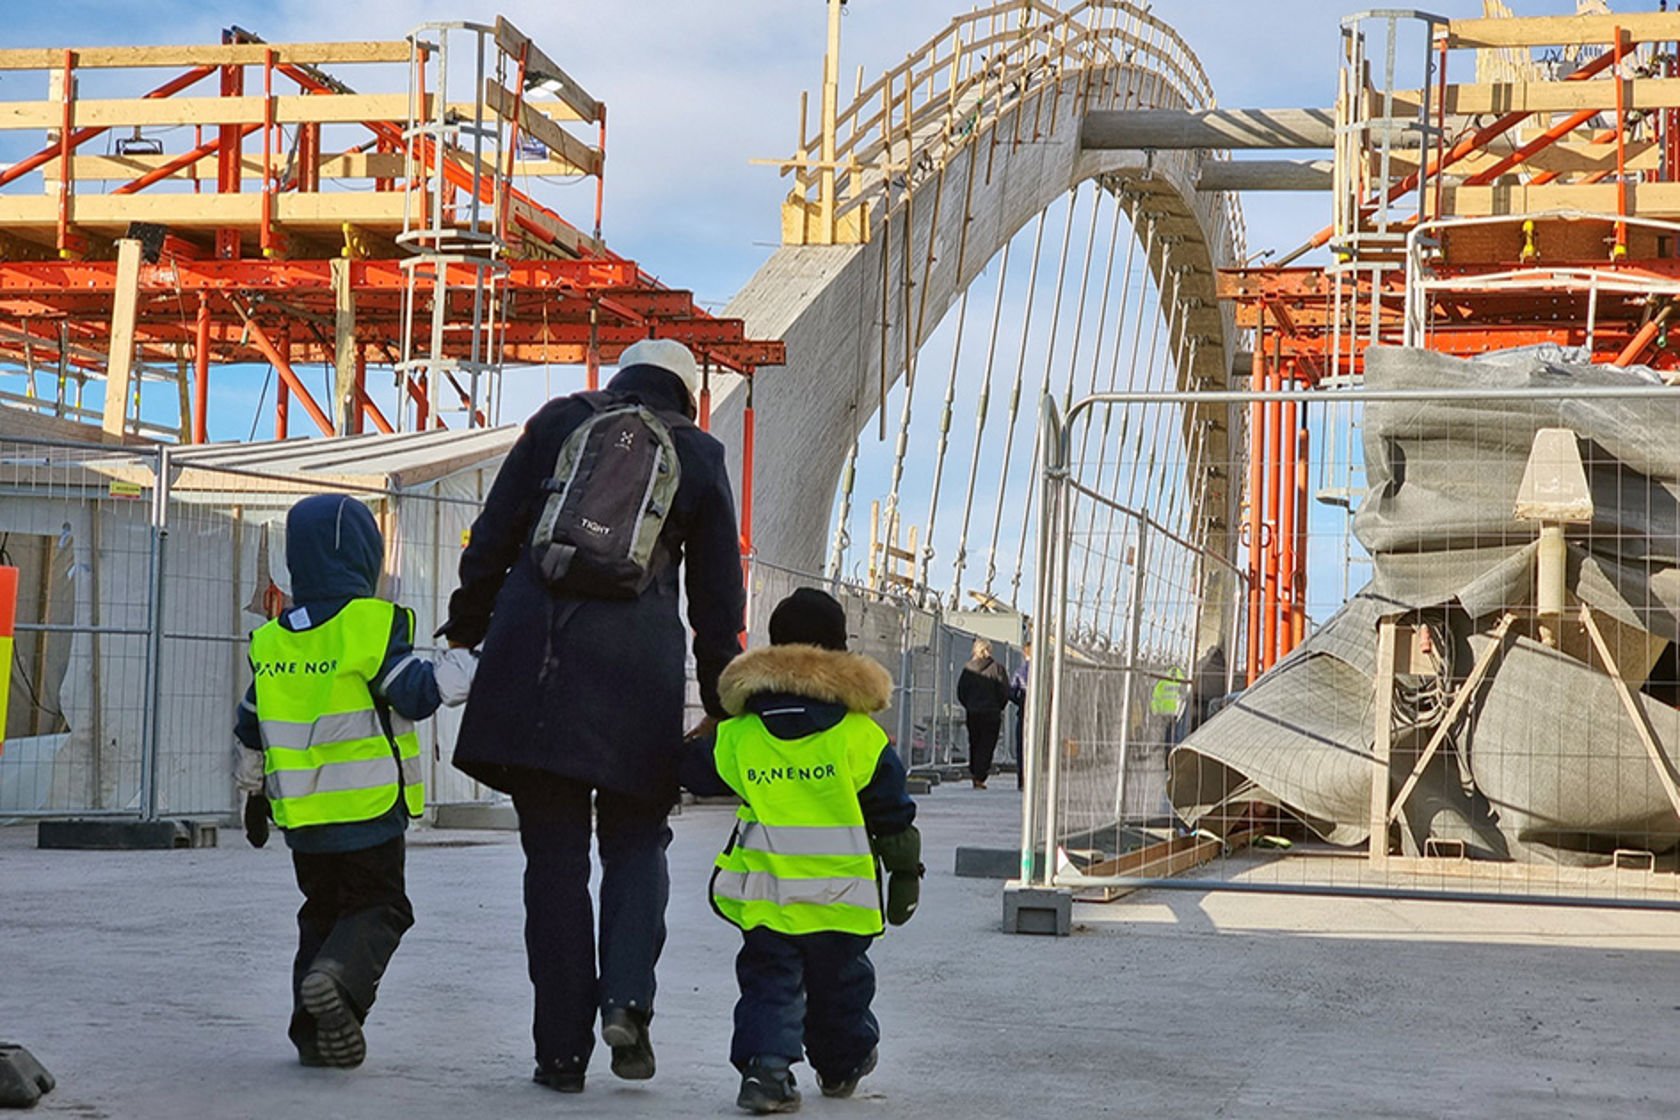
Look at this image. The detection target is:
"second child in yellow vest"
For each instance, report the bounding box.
[680,588,922,1115]
[233,494,475,1071]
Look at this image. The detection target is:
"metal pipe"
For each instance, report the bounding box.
[1244,314,1265,685]
[1276,383,1298,661]
[192,293,210,444]
[1261,342,1282,671]
[1293,425,1310,647]
[1051,874,1680,913]
[1020,392,1062,885]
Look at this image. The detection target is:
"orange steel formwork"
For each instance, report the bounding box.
[0,19,784,447]
[1227,10,1680,683]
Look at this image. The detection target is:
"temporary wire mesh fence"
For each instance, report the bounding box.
[1024,371,1680,910]
[745,558,1025,775]
[0,433,503,821]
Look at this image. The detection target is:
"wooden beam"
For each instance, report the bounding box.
[1378,140,1662,178]
[100,237,141,437]
[482,81,602,178]
[1387,78,1680,118]
[492,17,600,123]
[1578,605,1680,824]
[0,191,411,233]
[42,151,409,182]
[1446,13,1680,50]
[0,42,411,70]
[0,93,426,131]
[331,256,357,435]
[1439,180,1680,217]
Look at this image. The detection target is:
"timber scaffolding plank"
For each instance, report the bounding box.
[1444,13,1680,49]
[0,42,411,69]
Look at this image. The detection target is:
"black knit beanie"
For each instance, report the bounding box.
[768,587,849,652]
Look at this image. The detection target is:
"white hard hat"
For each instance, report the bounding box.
[619,338,701,403]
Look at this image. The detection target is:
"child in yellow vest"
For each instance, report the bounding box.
[682,588,922,1114]
[233,494,475,1069]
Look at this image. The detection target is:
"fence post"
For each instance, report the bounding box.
[139,444,172,822]
[895,604,914,762]
[1111,517,1148,825]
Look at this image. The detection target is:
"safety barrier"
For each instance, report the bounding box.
[0,433,500,821]
[1024,375,1680,910]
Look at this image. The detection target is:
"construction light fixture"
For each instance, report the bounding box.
[524,75,565,95]
[116,128,163,157]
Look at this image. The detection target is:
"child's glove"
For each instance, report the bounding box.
[434,647,479,707]
[874,826,924,926]
[244,793,271,849]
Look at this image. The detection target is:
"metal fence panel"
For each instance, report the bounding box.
[0,437,159,817]
[1025,378,1680,910]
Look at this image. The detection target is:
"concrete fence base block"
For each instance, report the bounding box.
[36,819,216,851]
[905,778,935,796]
[955,846,1043,879]
[1002,884,1073,936]
[431,803,519,831]
[0,1043,55,1108]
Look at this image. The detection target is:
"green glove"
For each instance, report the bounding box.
[875,827,924,926]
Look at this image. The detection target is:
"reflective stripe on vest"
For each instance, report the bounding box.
[709,709,889,937]
[249,598,424,829]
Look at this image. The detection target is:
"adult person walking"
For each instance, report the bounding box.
[956,638,1011,790]
[1008,640,1031,791]
[439,339,745,1095]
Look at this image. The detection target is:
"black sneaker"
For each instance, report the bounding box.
[600,1007,655,1080]
[532,1057,586,1093]
[736,1059,801,1114]
[299,971,365,1069]
[817,1048,877,1099]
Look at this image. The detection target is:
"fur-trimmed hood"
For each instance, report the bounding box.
[719,644,894,716]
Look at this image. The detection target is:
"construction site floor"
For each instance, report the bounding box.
[3,789,1677,1119]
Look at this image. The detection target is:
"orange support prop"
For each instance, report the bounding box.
[1614,27,1630,258]
[0,565,15,758]
[741,377,755,559]
[1245,314,1266,685]
[275,326,291,440]
[56,50,82,258]
[236,307,334,436]
[217,51,244,260]
[1293,426,1310,649]
[192,293,210,444]
[1261,342,1283,674]
[1277,387,1298,664]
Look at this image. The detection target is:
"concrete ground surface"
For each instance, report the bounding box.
[4,788,1679,1119]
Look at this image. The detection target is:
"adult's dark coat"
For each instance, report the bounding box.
[956,656,1011,715]
[443,366,745,805]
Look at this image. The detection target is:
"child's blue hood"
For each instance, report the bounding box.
[285,494,383,603]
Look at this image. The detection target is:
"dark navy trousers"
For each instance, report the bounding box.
[731,926,878,1080]
[512,774,672,1067]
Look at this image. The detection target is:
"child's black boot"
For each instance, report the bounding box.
[736,1057,801,1114]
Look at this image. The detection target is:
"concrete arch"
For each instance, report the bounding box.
[712,14,1242,597]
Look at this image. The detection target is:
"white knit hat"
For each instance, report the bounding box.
[619,338,701,403]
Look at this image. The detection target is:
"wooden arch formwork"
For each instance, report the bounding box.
[711,1,1243,651]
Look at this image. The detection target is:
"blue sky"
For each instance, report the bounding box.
[2,0,1578,611]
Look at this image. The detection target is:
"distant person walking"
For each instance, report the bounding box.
[439,339,746,1094]
[1008,641,1031,791]
[957,638,1011,789]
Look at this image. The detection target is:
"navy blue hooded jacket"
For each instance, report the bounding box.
[235,494,442,853]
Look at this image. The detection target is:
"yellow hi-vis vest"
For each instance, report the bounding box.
[249,598,424,830]
[710,710,889,937]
